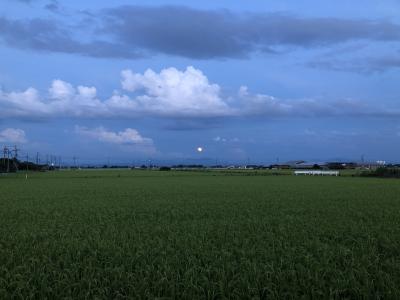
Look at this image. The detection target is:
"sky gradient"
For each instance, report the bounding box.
[1,0,400,165]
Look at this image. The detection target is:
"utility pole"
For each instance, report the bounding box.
[36,152,40,165]
[2,146,6,171]
[26,154,29,179]
[6,147,10,173]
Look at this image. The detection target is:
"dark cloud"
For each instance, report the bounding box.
[44,0,60,13]
[369,56,400,71]
[101,6,400,59]
[0,17,143,59]
[1,5,400,60]
[308,54,400,73]
[101,6,252,59]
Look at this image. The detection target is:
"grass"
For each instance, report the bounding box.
[1,170,400,299]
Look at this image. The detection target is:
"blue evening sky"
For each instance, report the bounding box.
[1,0,399,165]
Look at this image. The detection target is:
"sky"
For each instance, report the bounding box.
[0,0,400,165]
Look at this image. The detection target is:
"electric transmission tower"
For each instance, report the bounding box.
[3,146,10,173]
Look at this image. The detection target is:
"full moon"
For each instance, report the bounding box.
[197,147,203,152]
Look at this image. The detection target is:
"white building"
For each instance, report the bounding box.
[294,170,339,176]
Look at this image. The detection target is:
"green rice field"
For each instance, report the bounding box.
[1,170,400,299]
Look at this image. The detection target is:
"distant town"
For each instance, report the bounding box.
[1,144,397,174]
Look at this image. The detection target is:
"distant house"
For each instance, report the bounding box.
[294,170,339,176]
[326,162,358,169]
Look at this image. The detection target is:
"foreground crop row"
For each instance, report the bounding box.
[1,170,399,299]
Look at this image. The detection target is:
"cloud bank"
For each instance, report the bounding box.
[0,66,231,119]
[1,6,400,60]
[0,66,397,121]
[102,6,400,59]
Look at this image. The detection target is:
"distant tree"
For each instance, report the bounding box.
[361,167,400,178]
[159,166,171,171]
[327,162,345,170]
[312,164,321,170]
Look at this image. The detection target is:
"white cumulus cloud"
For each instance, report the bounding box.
[0,128,27,144]
[121,66,231,116]
[0,66,394,121]
[0,66,233,119]
[49,79,76,99]
[75,126,154,147]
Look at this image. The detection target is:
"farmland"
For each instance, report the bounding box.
[1,170,400,299]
